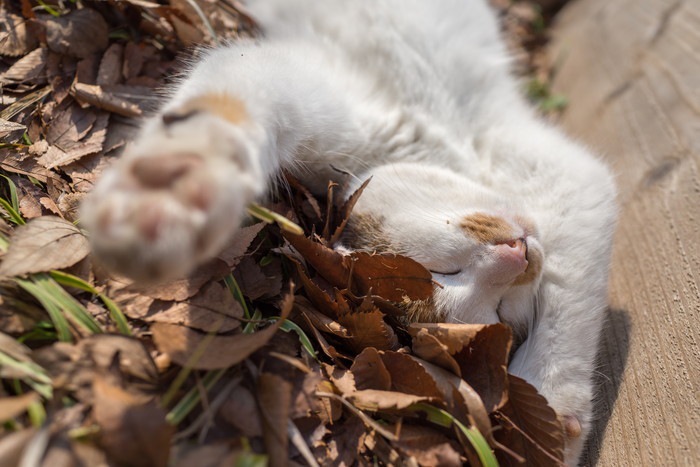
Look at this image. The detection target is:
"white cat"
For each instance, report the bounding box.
[81,0,618,464]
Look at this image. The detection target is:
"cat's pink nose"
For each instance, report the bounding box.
[494,238,528,271]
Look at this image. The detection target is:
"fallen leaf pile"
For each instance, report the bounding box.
[1,1,569,466]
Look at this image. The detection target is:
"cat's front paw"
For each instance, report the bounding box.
[81,110,265,281]
[545,389,591,466]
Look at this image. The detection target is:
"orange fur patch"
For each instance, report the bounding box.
[163,94,248,126]
[460,213,515,244]
[513,242,543,286]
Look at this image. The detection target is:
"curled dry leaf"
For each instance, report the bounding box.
[414,357,494,442]
[71,83,143,118]
[348,389,437,412]
[350,347,391,391]
[284,232,350,289]
[336,308,399,353]
[411,322,512,413]
[494,374,565,466]
[0,216,89,277]
[151,292,292,370]
[93,376,174,467]
[44,9,109,59]
[410,327,462,376]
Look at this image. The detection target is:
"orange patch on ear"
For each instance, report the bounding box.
[460,213,515,244]
[163,94,248,126]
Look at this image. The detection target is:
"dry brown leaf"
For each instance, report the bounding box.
[410,327,462,376]
[348,389,436,412]
[0,47,47,84]
[219,384,263,437]
[411,322,511,413]
[284,232,350,289]
[39,107,109,168]
[0,392,40,423]
[93,376,173,467]
[151,292,292,369]
[294,260,342,318]
[330,176,372,244]
[44,9,109,59]
[76,334,158,384]
[296,297,350,337]
[453,323,511,413]
[494,374,565,466]
[0,119,26,143]
[71,82,143,118]
[16,177,45,219]
[350,347,391,391]
[315,417,366,467]
[257,372,292,467]
[414,357,494,442]
[131,258,231,301]
[0,14,39,57]
[0,148,64,186]
[380,351,444,399]
[408,322,484,354]
[145,281,244,333]
[215,222,266,268]
[349,252,433,302]
[326,364,356,396]
[232,256,282,301]
[97,43,124,86]
[336,308,398,353]
[0,215,89,277]
[395,424,463,467]
[122,42,145,80]
[167,12,206,45]
[63,152,114,193]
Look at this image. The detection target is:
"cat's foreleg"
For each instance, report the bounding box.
[81,43,360,280]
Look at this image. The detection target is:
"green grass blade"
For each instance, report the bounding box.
[33,274,103,335]
[410,403,499,467]
[277,319,317,360]
[27,400,47,427]
[0,232,9,252]
[16,278,73,342]
[0,352,52,398]
[165,369,226,425]
[224,273,251,320]
[243,309,263,334]
[0,197,25,225]
[49,270,131,335]
[0,174,21,214]
[247,203,303,235]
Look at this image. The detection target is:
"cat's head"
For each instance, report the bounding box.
[339,163,544,325]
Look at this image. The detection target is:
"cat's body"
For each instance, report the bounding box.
[81,0,617,464]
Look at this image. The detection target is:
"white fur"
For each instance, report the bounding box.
[81,1,617,464]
